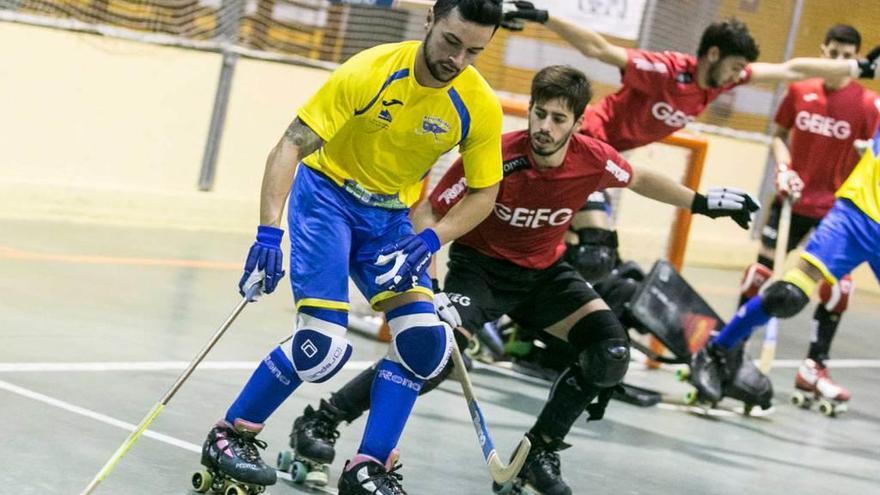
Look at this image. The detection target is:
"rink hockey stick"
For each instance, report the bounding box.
[79,283,262,495]
[759,198,792,373]
[450,343,531,485]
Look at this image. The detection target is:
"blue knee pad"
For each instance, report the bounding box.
[283,309,353,383]
[387,301,453,380]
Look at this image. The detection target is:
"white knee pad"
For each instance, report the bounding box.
[283,312,352,383]
[388,311,453,380]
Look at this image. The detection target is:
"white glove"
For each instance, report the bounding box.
[775,166,804,202]
[433,291,462,328]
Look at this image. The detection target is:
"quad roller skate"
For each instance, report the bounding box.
[192,419,276,495]
[790,359,850,417]
[492,433,572,495]
[338,451,405,495]
[277,400,342,486]
[680,343,771,414]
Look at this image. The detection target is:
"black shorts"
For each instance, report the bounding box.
[760,199,821,253]
[442,243,601,333]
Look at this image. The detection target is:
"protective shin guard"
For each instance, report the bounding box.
[357,358,423,463]
[226,346,302,424]
[808,306,841,364]
[530,365,595,441]
[712,296,771,350]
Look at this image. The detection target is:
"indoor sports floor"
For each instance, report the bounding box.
[2,219,878,495]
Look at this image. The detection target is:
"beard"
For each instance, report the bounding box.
[706,60,724,88]
[529,124,576,157]
[422,29,462,83]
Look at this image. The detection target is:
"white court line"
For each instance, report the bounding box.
[0,377,338,493]
[0,360,374,373]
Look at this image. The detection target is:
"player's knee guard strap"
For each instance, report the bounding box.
[760,279,810,318]
[818,274,853,314]
[284,311,352,383]
[388,302,453,380]
[740,262,773,299]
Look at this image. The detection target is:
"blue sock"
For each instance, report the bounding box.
[225,346,302,425]
[712,295,771,349]
[358,358,424,462]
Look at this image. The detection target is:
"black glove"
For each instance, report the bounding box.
[565,227,619,283]
[691,187,761,229]
[502,1,549,31]
[856,45,880,79]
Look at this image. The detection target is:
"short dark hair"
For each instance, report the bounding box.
[433,0,503,27]
[824,24,861,51]
[697,19,760,62]
[530,65,592,117]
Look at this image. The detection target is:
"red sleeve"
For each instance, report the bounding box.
[597,146,634,189]
[620,49,677,92]
[774,86,796,129]
[428,157,468,216]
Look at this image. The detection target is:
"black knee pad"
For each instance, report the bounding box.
[578,338,630,388]
[594,275,640,319]
[761,281,809,318]
[568,310,630,388]
[565,228,619,283]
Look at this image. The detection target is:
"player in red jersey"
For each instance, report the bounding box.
[504,4,880,152]
[283,66,758,495]
[737,25,880,405]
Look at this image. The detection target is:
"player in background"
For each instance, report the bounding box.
[503,3,880,281]
[195,2,506,494]
[286,65,759,495]
[736,24,880,406]
[690,128,880,407]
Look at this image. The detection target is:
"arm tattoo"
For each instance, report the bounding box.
[283,118,323,157]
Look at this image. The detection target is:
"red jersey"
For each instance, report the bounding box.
[581,48,751,151]
[774,79,880,219]
[430,130,633,269]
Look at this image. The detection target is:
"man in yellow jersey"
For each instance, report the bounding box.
[194,2,506,494]
[688,128,880,407]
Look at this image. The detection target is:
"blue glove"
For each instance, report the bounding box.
[239,225,285,298]
[374,229,441,292]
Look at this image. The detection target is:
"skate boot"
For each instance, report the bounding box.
[493,433,571,495]
[192,419,276,494]
[791,359,850,416]
[722,344,773,414]
[685,343,726,406]
[338,451,406,495]
[277,399,343,486]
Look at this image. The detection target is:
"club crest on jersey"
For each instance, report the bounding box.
[419,116,450,140]
[378,108,393,123]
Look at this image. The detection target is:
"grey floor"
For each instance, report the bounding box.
[1,219,878,495]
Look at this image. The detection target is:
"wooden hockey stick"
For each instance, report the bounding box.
[759,198,792,373]
[79,284,261,495]
[450,343,531,485]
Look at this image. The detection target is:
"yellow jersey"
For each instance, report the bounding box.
[836,141,880,223]
[297,40,503,208]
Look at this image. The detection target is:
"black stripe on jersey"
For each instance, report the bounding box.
[502,156,530,176]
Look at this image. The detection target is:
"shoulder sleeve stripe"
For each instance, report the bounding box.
[354,68,410,116]
[447,87,470,145]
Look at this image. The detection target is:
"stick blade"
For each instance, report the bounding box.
[488,435,531,485]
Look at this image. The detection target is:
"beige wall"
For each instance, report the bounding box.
[1,22,875,291]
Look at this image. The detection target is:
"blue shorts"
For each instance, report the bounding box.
[802,199,880,282]
[287,166,432,311]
